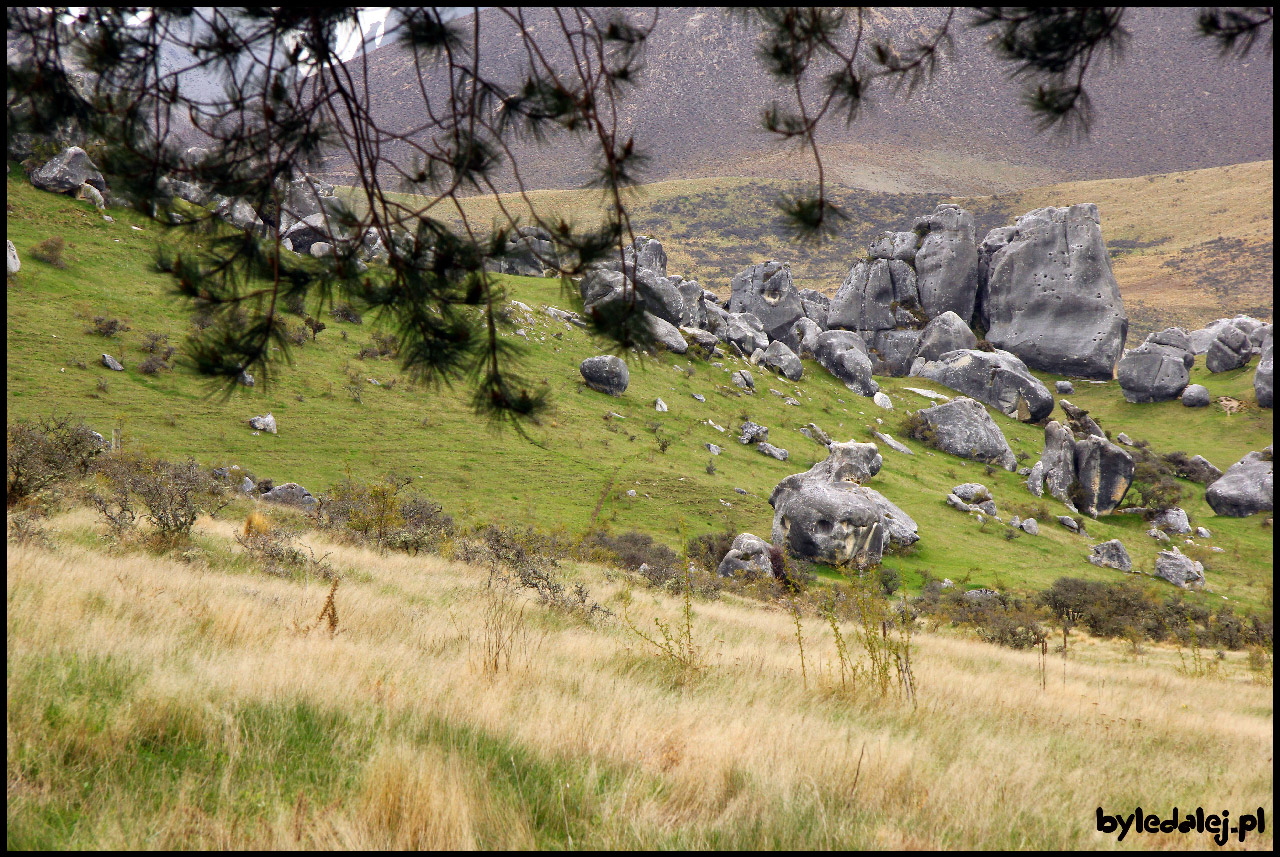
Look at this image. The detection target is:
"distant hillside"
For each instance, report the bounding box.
[413,160,1272,339]
[326,7,1273,194]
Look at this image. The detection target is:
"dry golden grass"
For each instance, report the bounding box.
[7,509,1274,849]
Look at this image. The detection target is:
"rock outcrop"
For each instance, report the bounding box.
[762,340,803,380]
[261,482,318,509]
[579,355,629,396]
[728,261,804,348]
[914,204,980,322]
[909,396,1017,470]
[982,204,1127,379]
[912,311,976,363]
[715,533,774,578]
[812,331,878,396]
[30,146,106,194]
[7,240,19,275]
[1089,539,1132,571]
[1117,343,1190,403]
[1255,333,1273,408]
[1028,421,1134,516]
[912,348,1054,422]
[1205,322,1253,373]
[1205,448,1273,517]
[1154,547,1205,588]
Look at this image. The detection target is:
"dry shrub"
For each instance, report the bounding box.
[6,413,105,506]
[31,236,67,268]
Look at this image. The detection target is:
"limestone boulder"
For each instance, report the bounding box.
[1181,384,1211,407]
[911,396,1017,470]
[1206,323,1252,373]
[1153,507,1191,535]
[828,259,895,333]
[1089,539,1132,571]
[728,261,804,348]
[813,331,878,396]
[1154,548,1205,588]
[1117,342,1190,403]
[645,312,688,354]
[7,240,19,275]
[798,289,830,328]
[624,236,668,276]
[715,533,774,578]
[770,478,886,569]
[261,482,318,509]
[914,204,980,322]
[30,146,106,194]
[914,348,1054,422]
[913,311,977,363]
[762,340,803,380]
[983,204,1127,379]
[792,317,823,357]
[1255,333,1273,408]
[101,353,124,372]
[248,413,277,434]
[1205,449,1273,517]
[1143,328,1195,369]
[1072,435,1135,517]
[724,312,769,356]
[580,355,629,396]
[1181,455,1223,485]
[868,230,919,263]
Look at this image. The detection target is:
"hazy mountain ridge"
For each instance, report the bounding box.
[326,7,1273,194]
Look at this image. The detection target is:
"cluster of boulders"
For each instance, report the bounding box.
[1026,400,1134,517]
[765,441,918,569]
[1118,318,1271,406]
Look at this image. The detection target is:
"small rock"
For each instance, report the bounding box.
[706,443,722,455]
[734,487,748,495]
[1089,539,1132,571]
[1147,527,1170,542]
[1056,380,1074,394]
[739,421,769,445]
[1195,526,1211,539]
[1116,433,1135,446]
[1057,515,1080,532]
[654,398,668,412]
[872,431,913,455]
[757,442,789,461]
[1181,384,1211,407]
[873,392,893,410]
[625,489,637,497]
[951,483,992,502]
[1154,547,1205,588]
[101,353,124,371]
[6,239,19,275]
[248,413,277,434]
[261,482,317,508]
[692,393,706,402]
[784,397,800,406]
[1152,507,1191,535]
[1020,518,1038,535]
[731,369,755,392]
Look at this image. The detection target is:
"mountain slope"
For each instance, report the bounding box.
[325,7,1273,194]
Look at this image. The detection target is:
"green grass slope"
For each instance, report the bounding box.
[6,171,1274,610]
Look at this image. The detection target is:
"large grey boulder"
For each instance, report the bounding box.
[1152,507,1191,535]
[813,330,878,396]
[739,420,769,445]
[1036,421,1078,505]
[277,175,338,234]
[911,396,1017,470]
[1205,323,1252,373]
[580,355,629,396]
[983,204,1127,379]
[623,235,668,276]
[828,259,896,332]
[1143,328,1195,369]
[29,146,106,194]
[581,264,686,328]
[674,277,708,329]
[792,317,823,357]
[797,288,830,328]
[913,348,1054,422]
[644,312,688,354]
[1117,342,1190,403]
[715,533,774,578]
[768,442,913,568]
[214,197,269,237]
[974,226,1019,332]
[283,212,343,256]
[914,204,980,322]
[1154,547,1205,588]
[728,261,804,348]
[1072,435,1134,517]
[261,482,318,509]
[1181,384,1211,407]
[492,227,559,276]
[1249,323,1272,354]
[6,240,19,275]
[724,312,770,356]
[1205,449,1273,517]
[762,340,803,380]
[680,325,720,356]
[1255,334,1273,408]
[868,230,919,263]
[913,311,977,363]
[1089,539,1132,571]
[863,330,921,377]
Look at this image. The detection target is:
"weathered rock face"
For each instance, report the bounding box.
[768,442,915,568]
[792,317,823,357]
[624,236,668,276]
[983,204,1127,379]
[739,420,769,445]
[277,175,338,234]
[1117,342,1191,403]
[579,355,629,396]
[492,227,559,276]
[1058,400,1104,438]
[869,230,919,263]
[214,197,269,237]
[30,146,106,194]
[1143,328,1195,369]
[913,348,1054,422]
[1154,547,1205,588]
[1256,334,1273,408]
[1153,507,1192,535]
[797,289,830,328]
[731,369,755,392]
[715,532,774,578]
[863,330,921,377]
[914,204,980,322]
[643,312,688,355]
[261,482,318,509]
[1205,449,1273,517]
[1206,323,1252,373]
[728,261,804,348]
[1181,384,1211,407]
[581,264,686,328]
[1036,421,1077,504]
[7,240,19,275]
[1189,316,1262,354]
[674,278,708,329]
[828,259,895,333]
[101,353,124,372]
[913,311,977,363]
[762,340,803,380]
[813,331,878,396]
[724,312,769,356]
[912,396,1017,470]
[1073,435,1134,517]
[1089,539,1132,571]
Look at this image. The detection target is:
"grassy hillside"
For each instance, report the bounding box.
[7,510,1274,849]
[6,170,1273,611]
[370,160,1272,339]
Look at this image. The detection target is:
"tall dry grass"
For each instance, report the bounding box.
[6,509,1273,849]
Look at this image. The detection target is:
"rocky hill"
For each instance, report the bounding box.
[325,7,1273,194]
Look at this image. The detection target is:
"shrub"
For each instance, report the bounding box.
[330,302,363,324]
[138,353,171,374]
[90,316,130,337]
[6,414,104,506]
[902,410,936,445]
[284,290,307,316]
[140,331,169,354]
[582,528,680,572]
[304,316,326,340]
[319,474,453,554]
[286,324,309,346]
[973,339,996,352]
[91,454,226,543]
[878,566,901,596]
[685,527,737,573]
[30,236,66,268]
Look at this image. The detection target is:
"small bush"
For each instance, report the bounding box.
[878,566,901,596]
[140,332,169,354]
[973,339,996,352]
[31,237,67,268]
[685,527,737,574]
[330,302,363,324]
[91,454,226,544]
[137,353,171,375]
[284,291,307,316]
[90,316,130,337]
[6,414,104,506]
[304,316,326,340]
